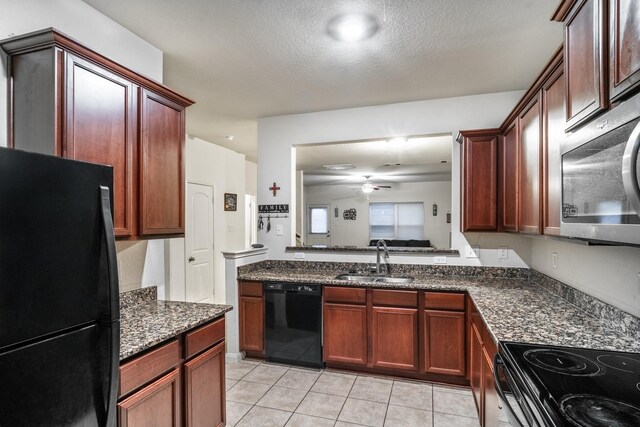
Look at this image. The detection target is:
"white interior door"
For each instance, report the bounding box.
[307,204,331,246]
[185,183,214,303]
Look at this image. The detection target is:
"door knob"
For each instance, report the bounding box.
[188,256,195,262]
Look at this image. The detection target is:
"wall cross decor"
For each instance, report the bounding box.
[269,182,281,196]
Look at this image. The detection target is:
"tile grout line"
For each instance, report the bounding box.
[233,362,291,426]
[334,371,359,424]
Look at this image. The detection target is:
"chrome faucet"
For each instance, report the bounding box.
[376,239,390,275]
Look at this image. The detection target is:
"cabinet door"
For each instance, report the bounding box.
[239,296,264,354]
[609,0,640,101]
[118,368,181,427]
[424,310,465,376]
[519,97,542,234]
[139,88,185,236]
[543,67,566,236]
[461,132,499,231]
[482,347,499,427]
[184,341,225,427]
[500,121,519,232]
[470,323,483,418]
[323,303,368,366]
[565,0,608,130]
[371,307,419,372]
[65,54,137,238]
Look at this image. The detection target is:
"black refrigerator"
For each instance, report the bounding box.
[0,148,120,426]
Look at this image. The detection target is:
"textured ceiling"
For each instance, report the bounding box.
[83,0,562,161]
[297,134,452,186]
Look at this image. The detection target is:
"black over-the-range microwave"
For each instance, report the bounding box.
[561,91,640,246]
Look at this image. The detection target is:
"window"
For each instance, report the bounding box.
[308,206,329,234]
[369,202,424,240]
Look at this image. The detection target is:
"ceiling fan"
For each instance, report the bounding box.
[361,176,391,194]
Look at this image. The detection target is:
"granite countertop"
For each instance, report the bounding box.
[285,246,460,255]
[119,294,232,361]
[238,269,640,353]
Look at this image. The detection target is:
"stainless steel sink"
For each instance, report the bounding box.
[335,274,413,284]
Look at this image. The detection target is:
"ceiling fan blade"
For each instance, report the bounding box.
[377,185,392,188]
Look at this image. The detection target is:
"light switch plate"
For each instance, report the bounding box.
[552,252,558,269]
[465,245,479,258]
[294,252,305,259]
[498,247,508,259]
[276,224,283,236]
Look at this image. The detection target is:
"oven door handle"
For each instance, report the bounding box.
[622,120,640,218]
[493,353,524,427]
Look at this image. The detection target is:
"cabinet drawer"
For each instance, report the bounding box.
[424,292,465,311]
[372,289,418,308]
[119,340,181,397]
[240,281,263,297]
[185,318,225,359]
[325,286,366,304]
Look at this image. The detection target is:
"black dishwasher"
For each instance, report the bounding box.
[264,282,323,368]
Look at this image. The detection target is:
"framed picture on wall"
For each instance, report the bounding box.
[224,193,237,211]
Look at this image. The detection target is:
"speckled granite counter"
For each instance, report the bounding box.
[238,262,640,354]
[119,288,232,361]
[285,245,460,255]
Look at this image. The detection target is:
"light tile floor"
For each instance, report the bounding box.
[226,359,512,427]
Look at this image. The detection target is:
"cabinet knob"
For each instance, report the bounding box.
[188,256,195,262]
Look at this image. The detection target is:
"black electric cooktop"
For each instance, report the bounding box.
[500,342,640,427]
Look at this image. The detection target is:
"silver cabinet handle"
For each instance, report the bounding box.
[188,256,195,262]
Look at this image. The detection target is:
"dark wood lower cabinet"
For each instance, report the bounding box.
[470,322,483,415]
[470,301,500,427]
[184,341,226,427]
[482,347,499,427]
[323,302,368,366]
[239,281,265,357]
[371,306,419,372]
[424,310,465,376]
[118,317,226,427]
[118,368,182,427]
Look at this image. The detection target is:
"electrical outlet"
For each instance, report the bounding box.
[434,256,447,264]
[552,252,558,269]
[294,252,305,259]
[276,224,283,236]
[498,247,509,259]
[465,245,479,258]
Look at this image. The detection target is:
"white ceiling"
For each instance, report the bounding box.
[82,0,562,162]
[297,134,452,186]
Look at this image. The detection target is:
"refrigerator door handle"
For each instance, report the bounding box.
[99,186,120,427]
[99,186,120,322]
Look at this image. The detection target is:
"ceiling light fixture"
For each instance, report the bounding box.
[387,137,408,144]
[362,183,374,194]
[322,163,355,170]
[224,135,234,141]
[327,13,379,42]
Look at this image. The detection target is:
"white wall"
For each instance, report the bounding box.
[530,238,640,317]
[257,91,529,267]
[0,0,163,148]
[245,161,257,195]
[305,181,452,248]
[170,135,247,303]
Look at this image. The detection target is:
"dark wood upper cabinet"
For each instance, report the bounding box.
[139,89,186,236]
[564,0,608,130]
[519,96,543,234]
[65,54,137,237]
[500,121,519,232]
[609,0,640,101]
[542,66,566,236]
[459,130,500,232]
[0,28,193,240]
